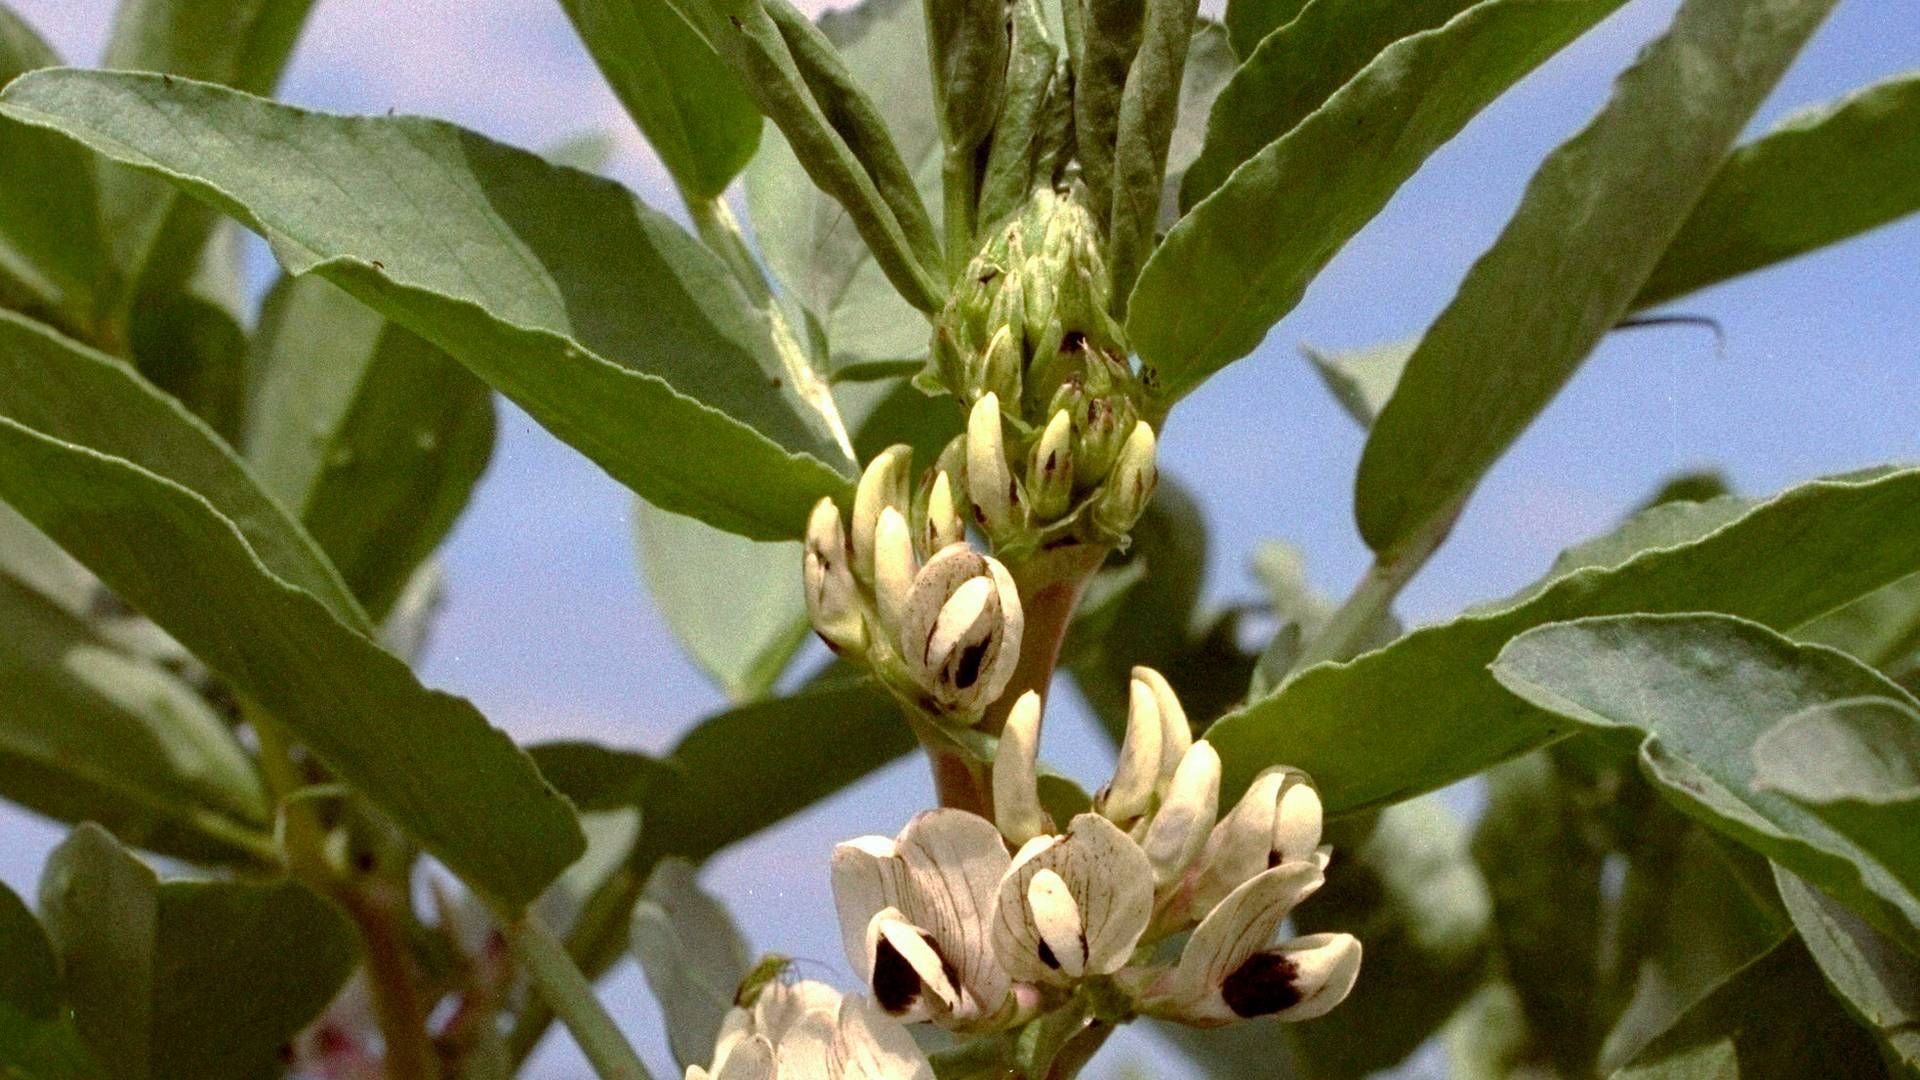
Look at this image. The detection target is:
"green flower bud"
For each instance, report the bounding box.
[976,325,1023,406]
[1093,421,1158,536]
[1026,408,1075,520]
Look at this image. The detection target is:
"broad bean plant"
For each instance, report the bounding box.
[0,0,1916,1077]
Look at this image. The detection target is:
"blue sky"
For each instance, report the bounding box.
[5,0,1918,1075]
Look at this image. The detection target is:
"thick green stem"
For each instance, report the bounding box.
[1045,1020,1115,1080]
[504,910,654,1080]
[1291,504,1460,673]
[504,859,654,1069]
[943,145,978,279]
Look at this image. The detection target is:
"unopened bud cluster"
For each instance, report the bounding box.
[929,189,1158,549]
[805,446,1023,723]
[831,670,1361,1035]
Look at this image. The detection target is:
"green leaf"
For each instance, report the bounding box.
[247,273,495,618]
[0,879,56,1022]
[975,0,1060,233]
[96,0,318,308]
[1128,0,1628,405]
[0,571,272,865]
[638,672,914,862]
[1800,571,1920,672]
[1353,0,1837,558]
[745,0,943,375]
[126,289,250,444]
[631,859,752,1070]
[0,69,850,542]
[0,354,583,906]
[1608,939,1883,1079]
[634,502,810,702]
[38,824,357,1080]
[0,6,109,338]
[560,0,762,200]
[1302,339,1413,430]
[1074,0,1145,228]
[1777,867,1920,1073]
[698,0,944,312]
[925,0,1008,152]
[0,310,366,631]
[1204,466,1920,819]
[527,740,677,814]
[1107,0,1202,306]
[1490,613,1920,956]
[1157,20,1234,230]
[1288,797,1494,1077]
[1221,0,1305,58]
[1180,0,1478,210]
[1637,72,1920,309]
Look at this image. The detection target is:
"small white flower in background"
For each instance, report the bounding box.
[685,979,934,1080]
[831,809,1020,1029]
[803,445,1023,723]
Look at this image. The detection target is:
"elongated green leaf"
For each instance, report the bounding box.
[1302,339,1414,429]
[1181,0,1479,209]
[1490,614,1920,955]
[976,0,1060,232]
[560,0,761,200]
[98,0,317,308]
[0,70,849,542]
[925,0,1007,153]
[1289,797,1494,1077]
[634,502,810,702]
[632,859,752,1070]
[248,274,495,618]
[127,289,250,444]
[1075,0,1144,227]
[1799,571,1920,671]
[527,741,677,814]
[1129,0,1627,404]
[1638,71,1920,309]
[745,0,943,375]
[1107,0,1201,305]
[1777,867,1920,1073]
[638,673,914,862]
[0,7,109,337]
[0,572,271,864]
[1354,0,1838,557]
[1222,0,1306,58]
[0,310,366,631]
[0,422,582,907]
[1205,467,1920,818]
[38,824,357,1080]
[1609,939,1882,1079]
[0,878,56,1022]
[1158,21,1235,230]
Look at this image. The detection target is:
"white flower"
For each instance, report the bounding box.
[1129,864,1361,1027]
[686,980,934,1080]
[1165,766,1327,928]
[831,810,1013,1028]
[893,544,1022,714]
[989,812,1154,986]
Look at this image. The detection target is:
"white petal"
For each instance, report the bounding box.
[895,810,1012,1013]
[966,394,1013,534]
[835,994,937,1080]
[852,445,912,584]
[872,507,918,633]
[991,813,1153,984]
[775,1007,839,1079]
[924,577,995,673]
[1271,779,1323,866]
[709,1007,755,1071]
[866,910,958,1020]
[831,837,905,982]
[1028,869,1088,978]
[992,691,1049,846]
[752,979,841,1045]
[1132,666,1191,786]
[713,1034,777,1080]
[1160,861,1325,1017]
[1140,742,1220,889]
[1101,680,1163,823]
[1187,768,1288,916]
[1260,933,1363,1022]
[977,556,1024,705]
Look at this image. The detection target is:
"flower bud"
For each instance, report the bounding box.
[1092,421,1158,536]
[993,691,1048,846]
[872,507,918,634]
[975,325,1023,406]
[852,445,913,586]
[1073,393,1134,491]
[898,546,1023,715]
[1133,666,1192,790]
[1139,741,1220,889]
[920,470,966,556]
[1026,409,1075,520]
[965,394,1018,538]
[1098,677,1164,825]
[804,498,866,655]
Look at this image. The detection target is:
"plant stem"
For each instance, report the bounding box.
[503,909,654,1080]
[1045,1020,1115,1080]
[1290,504,1461,673]
[982,544,1110,738]
[248,703,437,1080]
[504,858,654,1070]
[943,145,977,278]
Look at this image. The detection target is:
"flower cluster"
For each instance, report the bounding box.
[805,447,1025,722]
[830,669,1361,1035]
[926,188,1159,550]
[684,978,934,1080]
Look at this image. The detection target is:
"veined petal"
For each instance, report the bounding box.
[978,556,1024,705]
[992,813,1153,985]
[1187,767,1299,916]
[872,507,919,632]
[751,979,842,1046]
[1271,778,1323,866]
[831,836,906,981]
[836,994,937,1080]
[1149,861,1324,1023]
[895,810,1012,1013]
[712,1033,777,1080]
[1220,933,1363,1023]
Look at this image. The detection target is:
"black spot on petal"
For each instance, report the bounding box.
[953,639,989,689]
[1038,938,1060,970]
[1222,952,1303,1019]
[872,939,922,1014]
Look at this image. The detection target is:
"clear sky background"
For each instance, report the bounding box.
[4,0,1917,1075]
